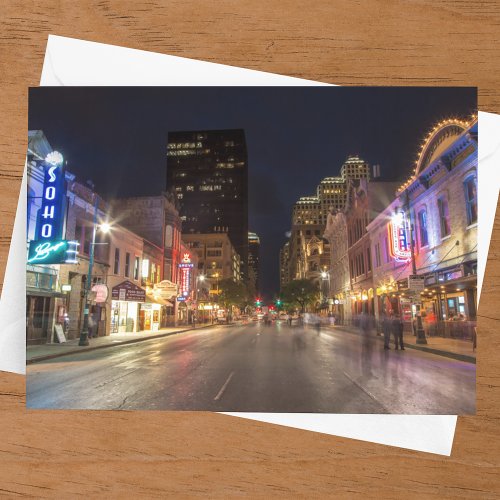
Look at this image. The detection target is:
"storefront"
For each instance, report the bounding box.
[110,280,146,334]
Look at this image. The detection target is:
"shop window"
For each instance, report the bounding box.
[374,242,381,268]
[438,197,451,238]
[114,248,120,275]
[125,253,130,278]
[134,257,140,280]
[464,176,477,225]
[418,209,429,247]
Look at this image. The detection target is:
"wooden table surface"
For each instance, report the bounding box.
[1,1,499,497]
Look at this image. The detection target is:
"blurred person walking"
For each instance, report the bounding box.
[382,311,392,350]
[393,313,405,350]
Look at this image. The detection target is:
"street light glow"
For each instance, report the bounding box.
[100,222,111,233]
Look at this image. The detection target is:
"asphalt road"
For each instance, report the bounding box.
[26,321,476,414]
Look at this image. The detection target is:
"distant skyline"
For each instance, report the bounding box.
[28,87,477,298]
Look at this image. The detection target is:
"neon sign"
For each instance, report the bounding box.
[178,253,194,299]
[36,151,66,242]
[388,212,411,262]
[28,240,80,265]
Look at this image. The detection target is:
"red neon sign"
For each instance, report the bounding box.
[388,212,411,262]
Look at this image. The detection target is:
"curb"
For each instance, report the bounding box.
[325,325,476,364]
[27,323,230,365]
[399,341,476,364]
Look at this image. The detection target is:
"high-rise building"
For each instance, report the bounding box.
[286,155,372,283]
[248,232,260,294]
[279,241,291,290]
[166,129,249,281]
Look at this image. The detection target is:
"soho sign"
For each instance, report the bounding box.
[37,151,66,241]
[28,151,79,265]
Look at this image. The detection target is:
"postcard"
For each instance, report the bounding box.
[26,86,477,414]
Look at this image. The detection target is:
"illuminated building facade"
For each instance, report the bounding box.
[286,155,372,283]
[344,179,399,318]
[111,194,183,285]
[248,232,260,295]
[167,129,249,282]
[368,117,478,336]
[279,241,290,290]
[182,233,241,301]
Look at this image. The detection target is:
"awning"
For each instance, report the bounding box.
[145,294,174,307]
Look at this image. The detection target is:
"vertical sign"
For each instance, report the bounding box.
[388,212,411,262]
[36,151,66,242]
[177,252,194,301]
[28,151,79,265]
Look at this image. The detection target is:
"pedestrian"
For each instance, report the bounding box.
[382,311,392,349]
[393,313,405,350]
[88,313,96,339]
[359,312,374,376]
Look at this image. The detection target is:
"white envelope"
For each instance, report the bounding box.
[3,34,498,456]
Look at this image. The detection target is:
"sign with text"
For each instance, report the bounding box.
[27,239,79,265]
[408,274,426,292]
[112,280,146,302]
[36,151,67,242]
[178,252,194,300]
[388,212,411,262]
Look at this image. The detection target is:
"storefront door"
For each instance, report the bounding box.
[27,295,51,344]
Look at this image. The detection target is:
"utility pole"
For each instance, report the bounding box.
[404,190,427,345]
[79,196,99,346]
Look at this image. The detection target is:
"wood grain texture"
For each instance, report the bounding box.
[1,0,500,497]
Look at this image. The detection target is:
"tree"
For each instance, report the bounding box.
[280,279,319,313]
[218,278,249,316]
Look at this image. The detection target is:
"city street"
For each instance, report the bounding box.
[27,321,476,414]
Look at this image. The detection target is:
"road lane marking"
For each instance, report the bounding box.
[214,371,235,401]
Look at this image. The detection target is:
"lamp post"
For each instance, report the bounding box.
[78,196,110,346]
[403,190,427,345]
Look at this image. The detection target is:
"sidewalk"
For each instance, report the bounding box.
[27,323,220,364]
[326,324,476,364]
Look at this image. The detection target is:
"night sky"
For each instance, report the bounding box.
[28,87,476,298]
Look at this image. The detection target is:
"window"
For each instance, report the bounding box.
[375,243,381,268]
[418,209,429,247]
[125,253,130,277]
[438,197,451,238]
[384,235,390,263]
[464,176,477,225]
[114,248,120,275]
[366,247,371,272]
[83,225,92,255]
[134,257,140,280]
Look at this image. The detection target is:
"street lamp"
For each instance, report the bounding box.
[78,196,111,346]
[402,192,427,345]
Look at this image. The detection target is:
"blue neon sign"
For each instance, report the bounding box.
[35,152,66,242]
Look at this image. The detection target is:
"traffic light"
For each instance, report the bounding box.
[276,299,282,306]
[255,297,262,306]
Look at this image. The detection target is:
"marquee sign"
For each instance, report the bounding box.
[388,212,411,262]
[178,252,194,299]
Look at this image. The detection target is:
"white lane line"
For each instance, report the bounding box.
[214,371,235,401]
